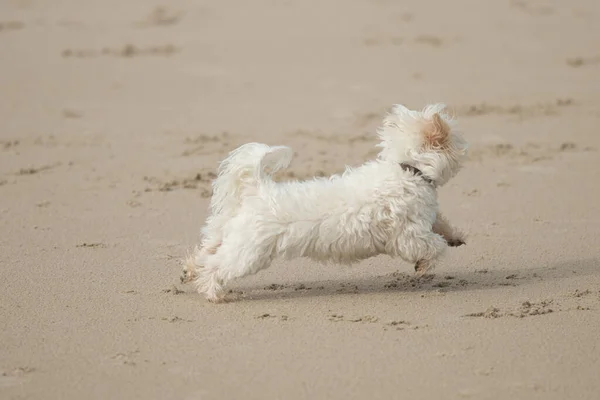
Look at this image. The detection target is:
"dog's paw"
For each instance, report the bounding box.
[414,259,434,275]
[180,271,193,284]
[205,293,227,303]
[180,255,200,284]
[180,265,198,284]
[447,238,466,247]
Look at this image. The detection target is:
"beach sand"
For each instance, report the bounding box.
[1,0,600,399]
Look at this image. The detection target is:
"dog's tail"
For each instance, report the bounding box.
[209,143,293,216]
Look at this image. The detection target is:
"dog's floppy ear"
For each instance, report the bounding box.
[423,113,450,149]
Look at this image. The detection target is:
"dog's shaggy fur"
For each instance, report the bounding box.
[181,103,469,302]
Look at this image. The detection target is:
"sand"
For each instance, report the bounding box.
[1,0,600,399]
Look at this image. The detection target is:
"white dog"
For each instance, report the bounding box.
[181,103,468,302]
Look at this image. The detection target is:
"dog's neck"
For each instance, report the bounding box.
[399,163,435,186]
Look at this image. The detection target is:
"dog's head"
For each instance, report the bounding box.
[376,103,468,186]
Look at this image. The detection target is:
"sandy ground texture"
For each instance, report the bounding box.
[2,0,600,399]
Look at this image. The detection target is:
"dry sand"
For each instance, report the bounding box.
[1,0,600,399]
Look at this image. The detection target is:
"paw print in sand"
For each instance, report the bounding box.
[447,239,466,247]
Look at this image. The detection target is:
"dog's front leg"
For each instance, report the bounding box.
[432,212,466,247]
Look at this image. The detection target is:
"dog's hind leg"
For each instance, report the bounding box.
[180,242,221,284]
[194,232,276,303]
[194,262,226,303]
[181,215,225,285]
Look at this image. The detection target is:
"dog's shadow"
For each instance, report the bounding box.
[224,258,599,302]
